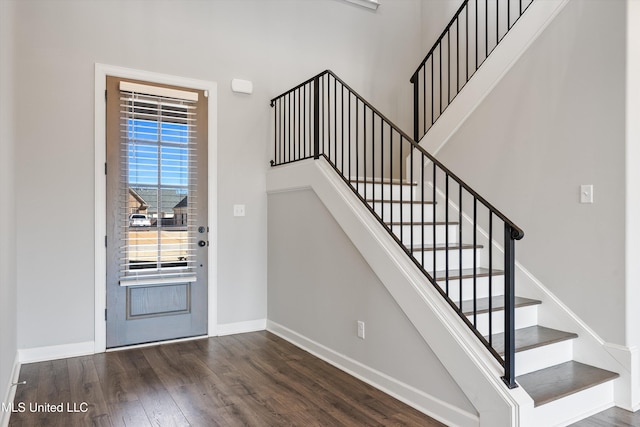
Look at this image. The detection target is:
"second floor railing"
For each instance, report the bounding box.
[270,70,524,388]
[411,0,534,142]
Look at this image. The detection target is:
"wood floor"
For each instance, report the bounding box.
[8,331,444,427]
[570,406,640,426]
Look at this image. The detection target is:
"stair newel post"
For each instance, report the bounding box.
[313,75,321,160]
[502,223,517,389]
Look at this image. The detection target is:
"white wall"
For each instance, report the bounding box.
[12,0,424,349]
[267,189,477,419]
[0,0,18,412]
[435,0,627,344]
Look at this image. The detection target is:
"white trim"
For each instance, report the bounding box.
[342,0,379,10]
[18,342,94,364]
[105,334,208,352]
[94,63,218,353]
[268,320,479,427]
[119,81,198,101]
[0,354,20,427]
[216,319,267,337]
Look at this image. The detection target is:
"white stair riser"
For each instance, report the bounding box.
[434,275,505,301]
[515,339,574,376]
[370,201,435,222]
[391,224,458,245]
[354,182,414,200]
[471,304,538,336]
[526,381,615,427]
[412,247,481,271]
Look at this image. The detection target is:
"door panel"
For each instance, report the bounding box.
[106,76,208,348]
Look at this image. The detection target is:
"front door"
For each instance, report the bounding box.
[105,76,209,348]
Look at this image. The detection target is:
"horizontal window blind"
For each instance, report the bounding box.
[118,83,199,285]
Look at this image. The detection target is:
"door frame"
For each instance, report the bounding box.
[94,63,218,353]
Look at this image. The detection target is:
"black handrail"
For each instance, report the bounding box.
[411,0,535,142]
[270,70,522,388]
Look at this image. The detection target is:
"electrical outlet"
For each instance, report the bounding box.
[580,185,594,204]
[233,204,246,217]
[357,321,365,339]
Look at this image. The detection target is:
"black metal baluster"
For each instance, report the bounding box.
[459,185,463,312]
[400,135,404,244]
[296,89,304,160]
[473,198,477,327]
[272,99,276,165]
[356,99,359,192]
[333,78,338,168]
[410,137,414,255]
[488,211,493,346]
[413,76,419,142]
[447,30,450,106]
[303,84,306,158]
[364,104,367,200]
[389,127,393,228]
[372,110,375,212]
[503,223,516,389]
[342,85,345,174]
[496,0,499,46]
[313,76,320,160]
[433,163,437,279]
[445,174,449,296]
[485,0,488,62]
[380,116,384,219]
[422,66,426,137]
[466,4,469,82]
[349,91,352,181]
[456,18,459,94]
[431,57,435,126]
[421,153,425,268]
[439,44,443,115]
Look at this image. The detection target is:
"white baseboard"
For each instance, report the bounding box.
[217,319,267,337]
[267,320,479,427]
[1,353,20,427]
[18,341,94,364]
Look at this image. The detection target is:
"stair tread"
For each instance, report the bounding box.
[408,243,482,252]
[517,361,619,407]
[489,325,577,356]
[460,296,540,316]
[350,178,417,186]
[433,267,504,280]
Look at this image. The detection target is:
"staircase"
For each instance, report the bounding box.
[268,0,622,423]
[350,177,619,425]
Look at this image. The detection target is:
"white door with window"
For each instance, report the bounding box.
[105,76,210,348]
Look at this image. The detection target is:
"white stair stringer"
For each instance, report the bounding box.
[267,159,533,427]
[415,0,570,157]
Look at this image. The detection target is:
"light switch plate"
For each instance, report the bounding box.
[580,185,593,204]
[233,204,246,217]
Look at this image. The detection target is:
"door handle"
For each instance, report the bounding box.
[198,240,207,247]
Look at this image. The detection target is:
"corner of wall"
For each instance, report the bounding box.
[0,355,20,427]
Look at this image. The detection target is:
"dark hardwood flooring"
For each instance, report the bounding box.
[8,331,444,426]
[570,407,640,426]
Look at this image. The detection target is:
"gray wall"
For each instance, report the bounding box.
[11,0,425,349]
[267,189,477,415]
[0,0,18,402]
[436,0,627,344]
